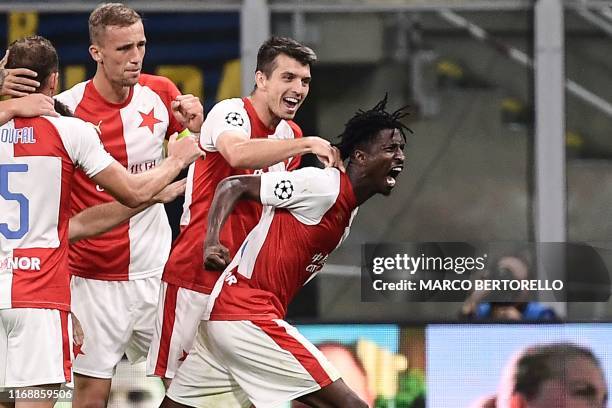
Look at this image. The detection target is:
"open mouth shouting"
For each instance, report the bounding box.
[386,165,403,187]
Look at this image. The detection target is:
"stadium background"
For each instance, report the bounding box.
[2,0,612,406]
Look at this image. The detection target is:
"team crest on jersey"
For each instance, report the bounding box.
[274,180,293,200]
[225,112,244,127]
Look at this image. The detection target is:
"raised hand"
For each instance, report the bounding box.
[171,94,204,133]
[305,136,345,172]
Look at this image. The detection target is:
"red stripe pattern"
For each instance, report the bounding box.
[251,320,333,387]
[154,283,179,376]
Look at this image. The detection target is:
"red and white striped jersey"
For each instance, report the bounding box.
[206,167,358,321]
[55,74,183,281]
[0,115,114,311]
[162,97,302,294]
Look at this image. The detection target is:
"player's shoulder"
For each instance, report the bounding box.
[138,73,178,93]
[286,166,341,192]
[43,115,97,135]
[55,80,90,106]
[210,98,246,113]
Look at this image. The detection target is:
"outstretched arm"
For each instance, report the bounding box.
[0,94,57,126]
[69,179,186,243]
[217,131,344,171]
[92,133,203,208]
[203,175,261,270]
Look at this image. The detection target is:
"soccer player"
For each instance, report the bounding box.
[53,4,204,405]
[0,35,202,408]
[163,96,409,408]
[147,36,343,385]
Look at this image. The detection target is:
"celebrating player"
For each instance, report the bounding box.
[0,35,202,408]
[52,4,204,406]
[147,36,343,386]
[163,96,409,408]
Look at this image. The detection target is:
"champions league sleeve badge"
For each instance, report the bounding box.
[273,180,294,200]
[225,112,245,127]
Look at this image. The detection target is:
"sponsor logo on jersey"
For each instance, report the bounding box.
[129,159,157,174]
[91,121,103,137]
[0,256,41,271]
[0,127,36,144]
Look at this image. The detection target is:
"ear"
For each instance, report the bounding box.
[254,70,266,91]
[47,72,59,94]
[89,44,102,64]
[510,393,528,408]
[351,149,368,166]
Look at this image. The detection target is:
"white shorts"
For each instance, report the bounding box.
[0,308,72,388]
[167,319,340,408]
[146,282,210,378]
[70,275,160,379]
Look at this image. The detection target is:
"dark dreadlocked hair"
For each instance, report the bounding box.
[335,94,413,160]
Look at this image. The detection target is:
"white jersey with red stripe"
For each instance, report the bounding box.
[56,74,183,281]
[0,115,114,311]
[162,97,302,294]
[206,167,358,321]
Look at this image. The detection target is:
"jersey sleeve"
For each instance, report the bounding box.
[200,99,251,150]
[259,167,341,225]
[55,117,115,177]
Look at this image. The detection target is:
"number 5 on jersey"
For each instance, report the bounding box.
[0,164,29,239]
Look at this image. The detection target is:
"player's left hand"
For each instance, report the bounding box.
[0,50,40,97]
[204,244,231,271]
[71,312,84,346]
[172,94,204,133]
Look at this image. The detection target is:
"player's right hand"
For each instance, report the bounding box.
[153,178,187,203]
[0,50,40,97]
[204,244,231,271]
[13,94,58,117]
[305,136,345,172]
[167,132,205,168]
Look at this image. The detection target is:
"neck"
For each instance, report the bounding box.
[346,162,375,206]
[248,92,281,130]
[93,69,130,104]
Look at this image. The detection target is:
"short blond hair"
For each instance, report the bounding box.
[89,3,141,44]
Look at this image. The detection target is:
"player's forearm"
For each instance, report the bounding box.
[223,137,311,169]
[0,99,17,126]
[122,156,184,207]
[205,175,261,247]
[69,201,149,243]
